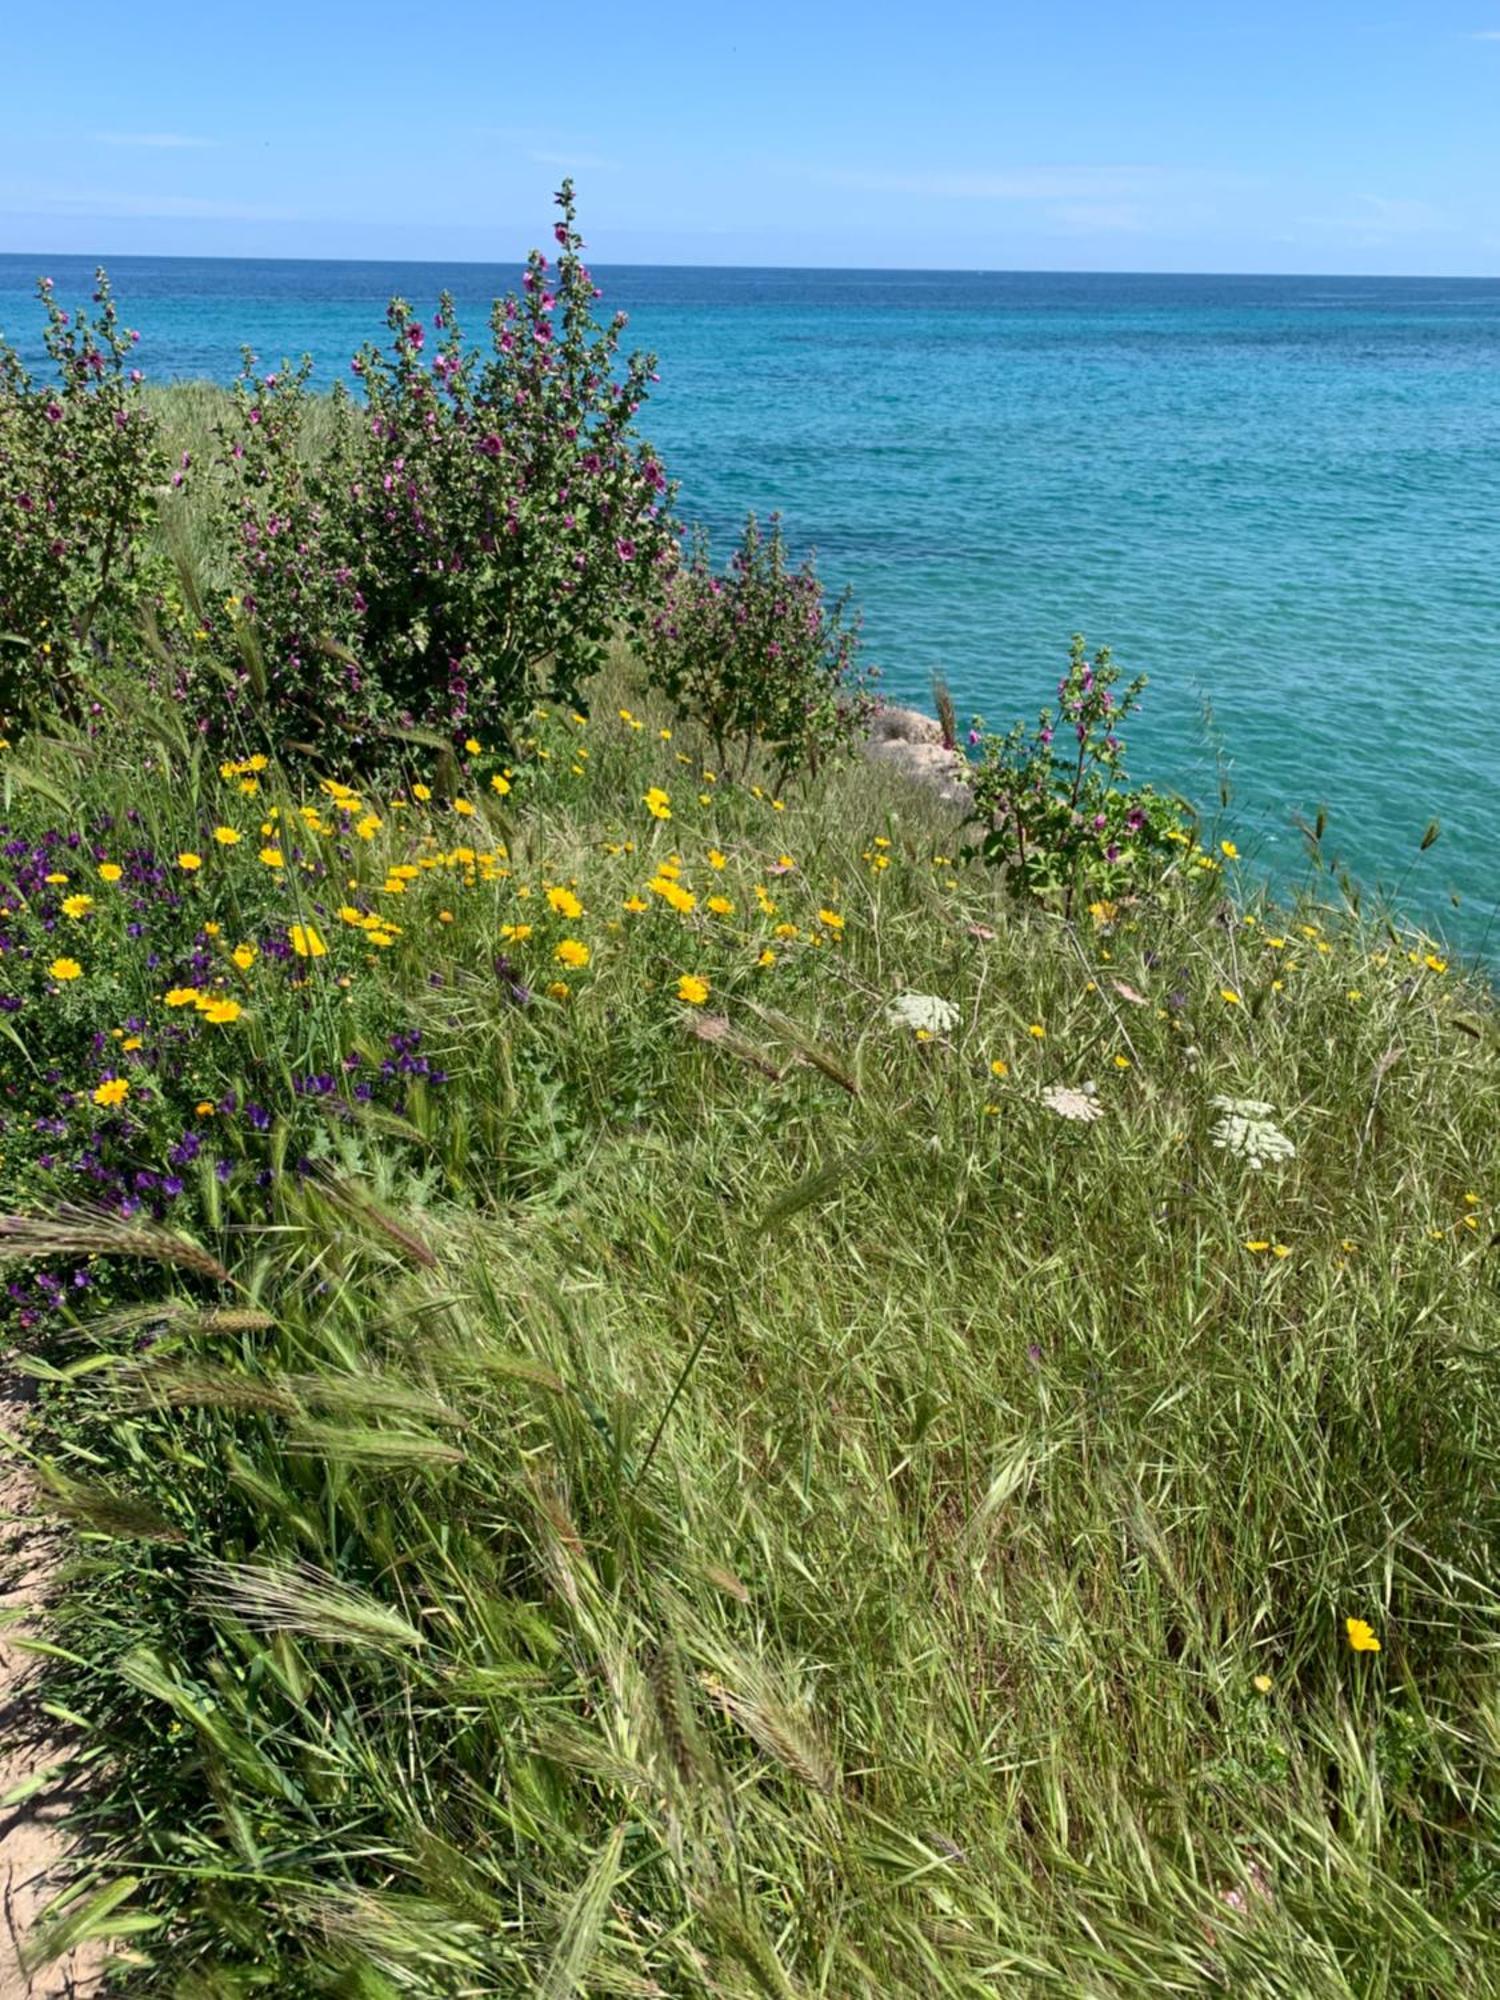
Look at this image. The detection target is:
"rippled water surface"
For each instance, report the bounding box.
[3,257,1497,947]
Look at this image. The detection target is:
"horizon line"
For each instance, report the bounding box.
[2,246,1500,285]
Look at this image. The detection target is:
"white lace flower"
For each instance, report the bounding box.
[1209,1096,1295,1169]
[1041,1082,1103,1123]
[885,992,960,1034]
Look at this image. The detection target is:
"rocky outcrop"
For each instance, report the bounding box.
[863,705,971,805]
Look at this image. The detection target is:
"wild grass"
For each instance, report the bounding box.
[142,381,347,584]
[4,670,1499,1995]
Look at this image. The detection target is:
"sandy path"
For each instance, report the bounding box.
[0,1372,103,1999]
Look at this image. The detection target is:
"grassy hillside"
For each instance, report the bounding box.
[3,672,1498,1995]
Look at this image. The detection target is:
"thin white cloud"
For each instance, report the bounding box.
[528,148,621,174]
[7,187,296,223]
[1360,196,1450,229]
[1296,194,1453,237]
[1047,202,1153,235]
[815,165,1165,201]
[1470,29,1500,38]
[94,132,212,150]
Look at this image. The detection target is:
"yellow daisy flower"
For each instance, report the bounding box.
[1345,1617,1381,1654]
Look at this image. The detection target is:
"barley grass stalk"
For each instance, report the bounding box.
[0,1204,231,1283]
[195,1559,427,1651]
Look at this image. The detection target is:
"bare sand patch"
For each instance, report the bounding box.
[1,1373,103,1999]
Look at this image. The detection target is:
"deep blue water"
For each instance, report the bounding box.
[3,255,1498,949]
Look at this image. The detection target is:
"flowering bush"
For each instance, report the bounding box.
[645,512,873,783]
[0,272,171,717]
[966,634,1188,912]
[205,180,676,758]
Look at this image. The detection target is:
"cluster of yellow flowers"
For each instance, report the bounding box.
[162,985,243,1024]
[218,752,270,797]
[374,842,510,902]
[339,904,402,950]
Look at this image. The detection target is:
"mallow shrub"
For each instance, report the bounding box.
[646,512,873,783]
[200,179,676,756]
[0,272,171,717]
[967,635,1188,912]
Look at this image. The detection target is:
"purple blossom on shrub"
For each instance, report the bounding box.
[201,180,677,757]
[0,270,170,715]
[646,512,873,783]
[966,634,1187,915]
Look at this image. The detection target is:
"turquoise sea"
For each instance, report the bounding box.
[3,256,1498,949]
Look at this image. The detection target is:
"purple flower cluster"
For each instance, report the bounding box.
[6,1266,91,1333]
[1,807,456,1336]
[203,180,677,757]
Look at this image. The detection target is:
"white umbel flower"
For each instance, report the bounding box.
[1041,1082,1103,1123]
[1209,1096,1295,1169]
[885,992,961,1034]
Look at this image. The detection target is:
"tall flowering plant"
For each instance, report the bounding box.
[205,355,367,746]
[210,181,676,756]
[0,272,170,716]
[967,635,1186,912]
[646,512,873,783]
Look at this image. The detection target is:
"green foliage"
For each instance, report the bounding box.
[646,511,873,781]
[4,674,1499,1994]
[196,180,676,758]
[0,188,674,760]
[0,232,1494,1999]
[968,633,1190,911]
[0,271,171,716]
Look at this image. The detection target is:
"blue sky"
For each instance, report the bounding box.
[4,1,1500,271]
